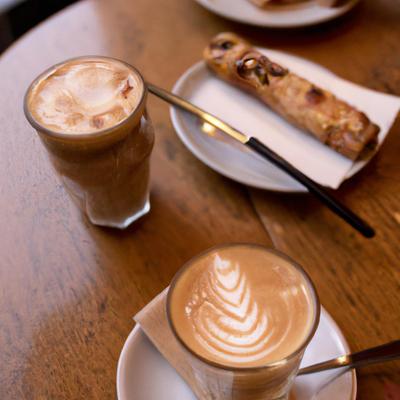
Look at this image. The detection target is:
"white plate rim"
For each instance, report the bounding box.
[170,55,375,192]
[319,309,358,400]
[170,61,305,192]
[194,0,361,28]
[116,307,357,400]
[117,324,141,400]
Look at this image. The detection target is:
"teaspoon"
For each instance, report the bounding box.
[298,340,400,375]
[147,83,375,239]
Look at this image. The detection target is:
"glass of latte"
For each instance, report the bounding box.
[24,57,154,228]
[167,244,320,400]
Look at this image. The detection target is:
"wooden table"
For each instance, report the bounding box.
[0,0,399,398]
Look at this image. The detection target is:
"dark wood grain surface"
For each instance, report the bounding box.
[0,0,398,399]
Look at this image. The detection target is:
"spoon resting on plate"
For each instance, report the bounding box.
[298,340,400,375]
[147,83,375,239]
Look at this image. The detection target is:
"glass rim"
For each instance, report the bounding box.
[23,55,147,141]
[166,243,321,372]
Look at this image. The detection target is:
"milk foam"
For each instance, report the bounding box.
[170,246,316,368]
[27,57,143,134]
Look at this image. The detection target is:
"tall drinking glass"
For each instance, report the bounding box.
[24,56,154,228]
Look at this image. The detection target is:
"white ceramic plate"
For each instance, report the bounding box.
[194,0,360,28]
[170,49,378,192]
[117,307,357,400]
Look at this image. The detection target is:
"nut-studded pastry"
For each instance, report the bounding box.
[204,33,380,160]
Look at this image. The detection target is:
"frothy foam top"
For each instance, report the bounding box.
[26,57,144,134]
[169,245,316,368]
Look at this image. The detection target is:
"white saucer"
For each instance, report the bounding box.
[117,307,356,400]
[194,0,360,28]
[170,49,375,192]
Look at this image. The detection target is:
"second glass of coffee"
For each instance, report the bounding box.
[24,56,154,228]
[167,244,320,400]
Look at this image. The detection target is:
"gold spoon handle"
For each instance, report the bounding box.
[298,340,400,375]
[147,83,248,144]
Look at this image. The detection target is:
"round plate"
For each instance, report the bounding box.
[194,0,360,28]
[117,307,357,400]
[170,50,373,192]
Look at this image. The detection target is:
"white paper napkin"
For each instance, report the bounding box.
[188,49,400,189]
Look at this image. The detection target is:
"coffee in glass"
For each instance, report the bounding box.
[167,244,320,400]
[24,56,154,228]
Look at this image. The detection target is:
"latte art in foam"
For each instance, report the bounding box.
[26,58,143,134]
[186,254,295,365]
[169,245,316,368]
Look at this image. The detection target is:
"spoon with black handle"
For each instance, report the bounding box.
[147,83,375,238]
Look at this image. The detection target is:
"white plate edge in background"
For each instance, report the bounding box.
[194,0,361,28]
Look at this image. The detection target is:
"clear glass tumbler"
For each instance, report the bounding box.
[167,244,320,400]
[24,57,154,228]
